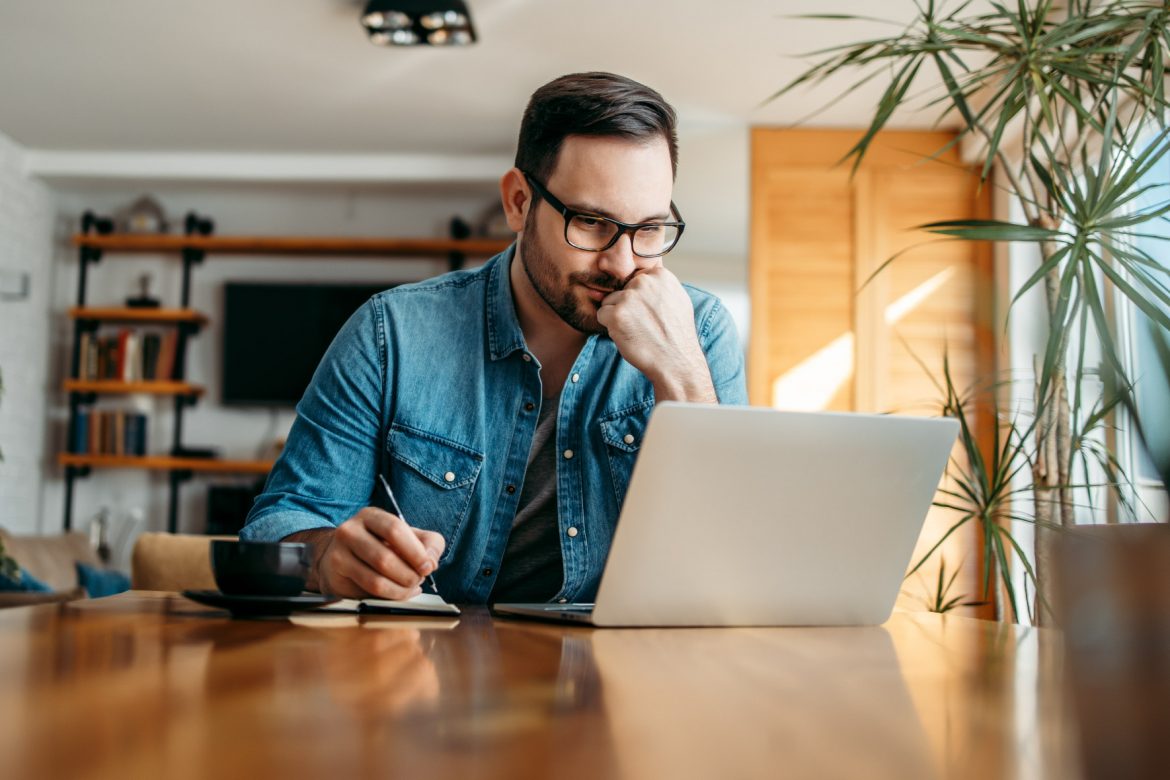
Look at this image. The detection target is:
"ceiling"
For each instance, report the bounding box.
[0,0,950,156]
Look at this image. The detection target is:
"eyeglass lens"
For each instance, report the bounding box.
[566,215,680,257]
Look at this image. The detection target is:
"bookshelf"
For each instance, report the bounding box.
[62,210,511,533]
[59,454,274,474]
[63,380,205,396]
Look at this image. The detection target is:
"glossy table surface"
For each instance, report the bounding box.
[0,592,1079,779]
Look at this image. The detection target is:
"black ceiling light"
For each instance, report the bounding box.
[361,0,478,47]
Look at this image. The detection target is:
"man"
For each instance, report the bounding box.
[240,72,747,604]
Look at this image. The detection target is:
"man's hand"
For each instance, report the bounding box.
[596,266,717,403]
[286,508,446,600]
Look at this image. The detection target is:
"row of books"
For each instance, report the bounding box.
[77,330,180,382]
[70,410,149,456]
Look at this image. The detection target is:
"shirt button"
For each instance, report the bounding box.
[623,434,635,445]
[563,449,574,460]
[524,402,535,412]
[571,373,580,383]
[567,526,579,538]
[505,484,516,494]
[482,568,493,577]
[521,354,532,362]
[444,471,455,482]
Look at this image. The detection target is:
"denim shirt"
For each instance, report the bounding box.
[241,245,748,603]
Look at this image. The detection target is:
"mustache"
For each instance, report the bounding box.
[569,270,631,293]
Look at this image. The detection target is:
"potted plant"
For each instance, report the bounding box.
[777,0,1170,620]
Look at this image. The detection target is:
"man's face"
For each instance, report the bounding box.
[519,134,675,334]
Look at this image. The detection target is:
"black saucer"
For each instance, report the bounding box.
[182,589,340,618]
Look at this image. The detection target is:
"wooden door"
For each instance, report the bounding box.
[750,129,995,616]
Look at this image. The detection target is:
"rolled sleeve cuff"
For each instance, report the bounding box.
[239,511,335,543]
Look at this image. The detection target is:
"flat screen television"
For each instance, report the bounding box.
[221,281,397,406]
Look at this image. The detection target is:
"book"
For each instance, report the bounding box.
[142,333,161,380]
[72,410,89,454]
[317,593,461,616]
[84,334,98,380]
[113,411,125,456]
[123,413,145,456]
[78,332,92,380]
[122,332,138,382]
[116,330,131,380]
[156,331,177,381]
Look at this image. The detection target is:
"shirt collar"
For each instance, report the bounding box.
[487,243,527,362]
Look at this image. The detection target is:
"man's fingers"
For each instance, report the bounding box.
[412,528,447,564]
[339,515,426,586]
[334,553,422,601]
[363,509,437,576]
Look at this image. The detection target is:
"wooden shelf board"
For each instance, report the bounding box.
[69,307,209,325]
[64,380,205,396]
[71,234,511,258]
[59,453,273,474]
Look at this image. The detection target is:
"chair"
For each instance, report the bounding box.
[130,532,236,592]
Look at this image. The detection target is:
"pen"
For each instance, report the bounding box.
[376,473,441,596]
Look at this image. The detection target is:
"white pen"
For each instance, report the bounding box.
[376,473,441,596]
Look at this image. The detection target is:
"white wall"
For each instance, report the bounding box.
[671,126,751,345]
[0,130,56,536]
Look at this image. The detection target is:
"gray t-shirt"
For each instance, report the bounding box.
[488,398,564,603]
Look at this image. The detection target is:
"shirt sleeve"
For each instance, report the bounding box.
[696,297,749,405]
[240,297,385,542]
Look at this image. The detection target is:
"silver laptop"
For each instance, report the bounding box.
[492,402,958,627]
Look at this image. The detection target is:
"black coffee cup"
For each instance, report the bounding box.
[211,540,312,596]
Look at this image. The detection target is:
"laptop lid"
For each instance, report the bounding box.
[589,403,959,627]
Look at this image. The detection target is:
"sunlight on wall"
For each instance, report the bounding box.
[770,268,956,410]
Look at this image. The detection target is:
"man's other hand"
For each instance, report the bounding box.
[286,509,446,600]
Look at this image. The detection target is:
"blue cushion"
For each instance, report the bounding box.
[0,567,53,593]
[75,562,131,598]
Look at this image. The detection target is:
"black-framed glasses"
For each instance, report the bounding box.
[523,172,685,258]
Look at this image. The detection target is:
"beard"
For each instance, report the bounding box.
[519,210,625,335]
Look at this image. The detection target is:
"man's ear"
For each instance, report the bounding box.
[499,168,531,233]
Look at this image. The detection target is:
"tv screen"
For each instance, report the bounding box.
[221,281,396,406]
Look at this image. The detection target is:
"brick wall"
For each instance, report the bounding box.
[0,131,54,534]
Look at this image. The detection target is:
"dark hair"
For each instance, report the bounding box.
[515,72,679,183]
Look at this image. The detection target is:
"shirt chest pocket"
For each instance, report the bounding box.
[385,423,484,561]
[599,402,652,506]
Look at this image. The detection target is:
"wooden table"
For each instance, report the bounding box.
[0,592,1079,779]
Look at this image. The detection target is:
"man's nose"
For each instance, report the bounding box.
[596,231,644,283]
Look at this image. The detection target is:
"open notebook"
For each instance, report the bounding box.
[317,593,460,616]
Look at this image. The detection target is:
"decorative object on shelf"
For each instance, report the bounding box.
[361,0,477,46]
[117,195,169,234]
[125,273,161,309]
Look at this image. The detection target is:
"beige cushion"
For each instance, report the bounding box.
[0,528,101,592]
[131,533,236,592]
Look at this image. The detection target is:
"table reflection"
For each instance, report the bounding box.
[0,594,1081,780]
